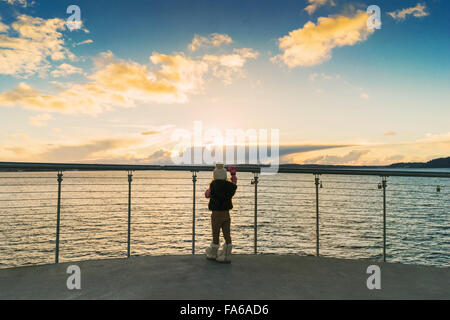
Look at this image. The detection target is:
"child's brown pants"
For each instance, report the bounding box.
[211,210,232,245]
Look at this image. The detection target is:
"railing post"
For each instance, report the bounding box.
[192,171,197,254]
[55,171,63,264]
[314,174,320,257]
[127,171,133,258]
[251,173,259,254]
[382,176,387,262]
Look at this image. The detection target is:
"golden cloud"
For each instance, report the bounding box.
[0,132,144,162]
[0,19,9,33]
[272,11,374,68]
[304,0,335,15]
[0,51,210,114]
[0,43,259,114]
[388,3,429,20]
[0,15,74,77]
[141,131,160,136]
[383,130,397,136]
[188,33,232,51]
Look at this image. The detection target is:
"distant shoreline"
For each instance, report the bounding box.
[0,157,448,172]
[278,156,450,169]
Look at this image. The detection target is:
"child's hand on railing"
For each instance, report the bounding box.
[229,166,237,185]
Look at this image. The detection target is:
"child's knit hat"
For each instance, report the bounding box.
[213,163,227,180]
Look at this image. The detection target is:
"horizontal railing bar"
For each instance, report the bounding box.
[0,191,57,194]
[0,198,57,202]
[320,193,383,198]
[320,180,378,184]
[132,202,192,205]
[2,236,127,246]
[390,183,449,187]
[257,185,314,189]
[257,203,380,209]
[387,196,449,200]
[1,226,55,233]
[257,179,314,183]
[60,203,127,208]
[0,240,55,246]
[0,184,57,186]
[258,191,315,195]
[388,207,448,211]
[54,190,127,193]
[0,212,54,217]
[131,189,192,192]
[53,176,128,179]
[0,205,56,209]
[314,206,382,210]
[63,183,127,186]
[1,162,449,178]
[388,189,448,195]
[258,198,382,204]
[320,187,381,191]
[60,210,127,214]
[0,176,55,179]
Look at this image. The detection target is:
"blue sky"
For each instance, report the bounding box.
[0,0,448,165]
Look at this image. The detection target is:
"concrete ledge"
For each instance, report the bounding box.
[0,255,448,300]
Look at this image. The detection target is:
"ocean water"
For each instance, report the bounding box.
[0,170,449,269]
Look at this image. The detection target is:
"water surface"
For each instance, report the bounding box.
[0,170,448,268]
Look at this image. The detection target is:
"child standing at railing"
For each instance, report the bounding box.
[204,164,237,263]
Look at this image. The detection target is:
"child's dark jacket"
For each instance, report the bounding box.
[208,180,237,211]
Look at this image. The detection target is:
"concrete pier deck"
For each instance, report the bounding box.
[0,255,448,299]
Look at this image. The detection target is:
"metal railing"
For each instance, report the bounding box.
[0,161,449,268]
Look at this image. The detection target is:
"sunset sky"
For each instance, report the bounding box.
[0,0,448,165]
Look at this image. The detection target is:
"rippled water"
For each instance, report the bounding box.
[0,170,449,269]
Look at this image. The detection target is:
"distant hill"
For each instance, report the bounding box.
[387,157,450,169]
[277,157,450,169]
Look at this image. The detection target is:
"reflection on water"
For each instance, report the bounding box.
[0,170,448,268]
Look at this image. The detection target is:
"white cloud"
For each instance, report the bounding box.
[388,3,429,20]
[188,33,232,51]
[28,113,53,127]
[51,63,83,78]
[202,48,259,84]
[309,72,339,81]
[304,0,335,15]
[418,132,450,143]
[272,11,374,68]
[0,15,75,77]
[74,39,93,47]
[360,92,369,99]
[1,0,32,7]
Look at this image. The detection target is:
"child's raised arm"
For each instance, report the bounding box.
[229,166,237,185]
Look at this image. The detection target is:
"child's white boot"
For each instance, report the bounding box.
[216,243,232,263]
[205,243,219,260]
